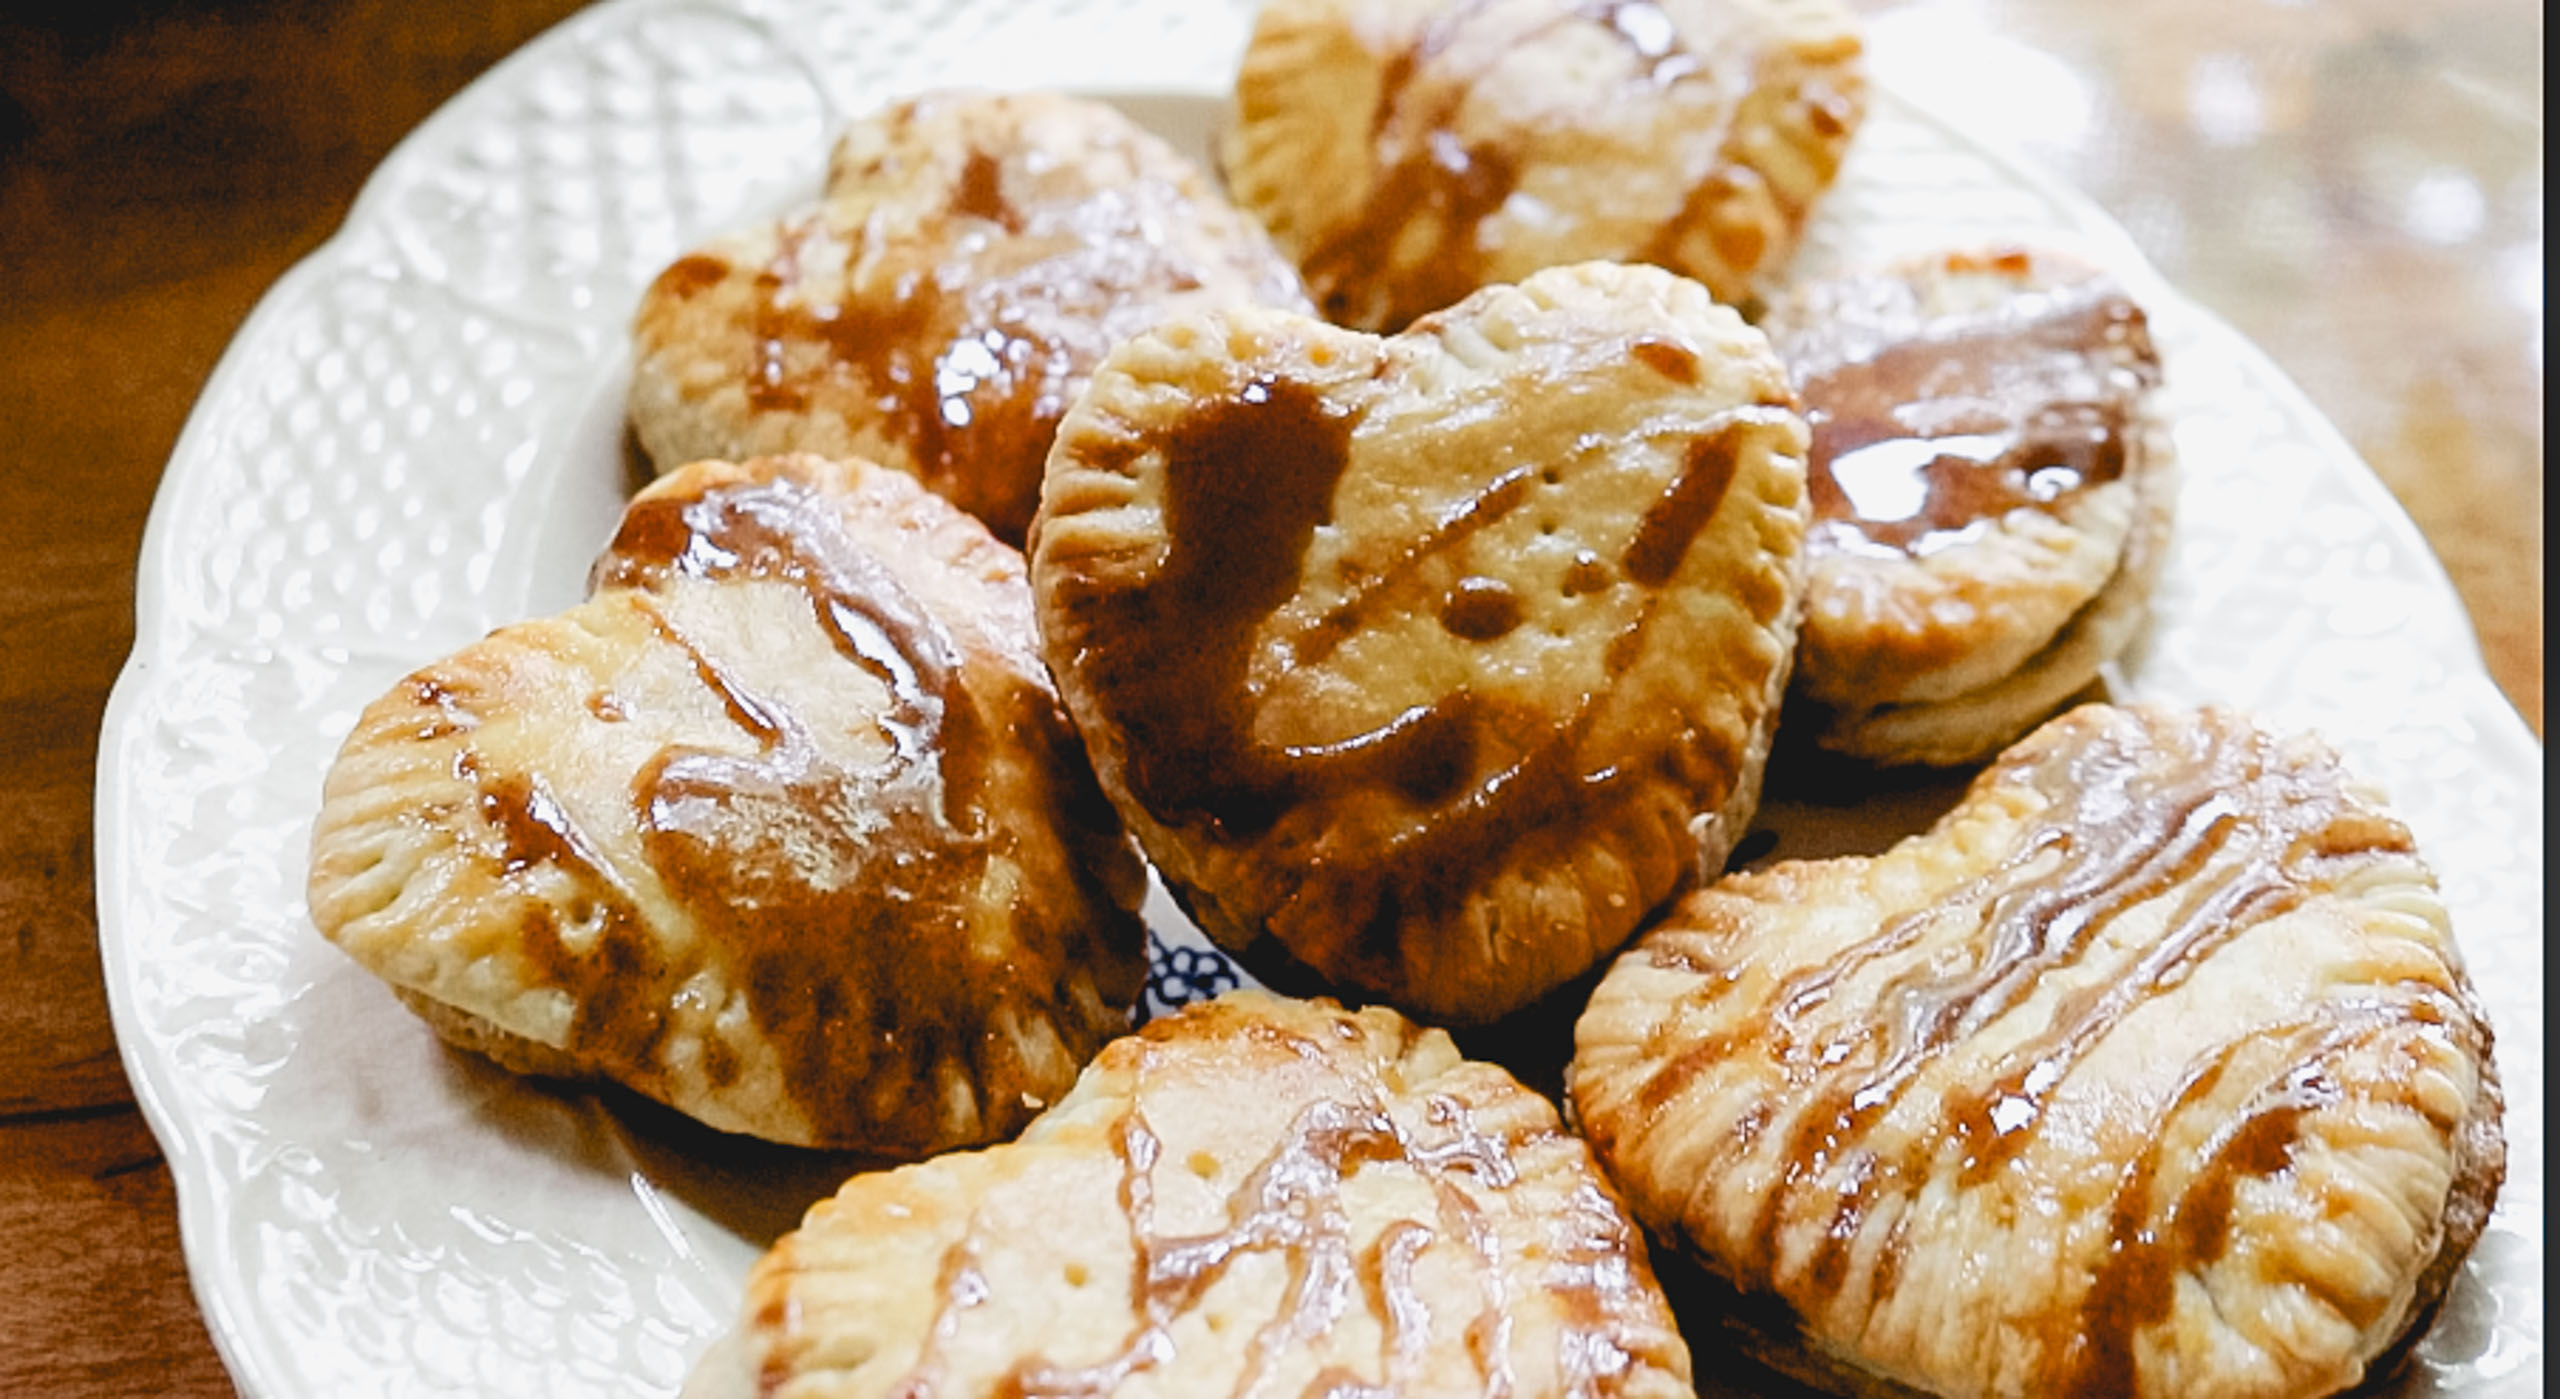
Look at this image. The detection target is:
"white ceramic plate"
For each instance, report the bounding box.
[98,0,2542,1394]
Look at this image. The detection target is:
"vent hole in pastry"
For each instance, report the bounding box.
[1560,550,1613,597]
[1540,466,1561,485]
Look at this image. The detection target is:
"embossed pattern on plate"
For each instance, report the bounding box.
[98,1,2541,1395]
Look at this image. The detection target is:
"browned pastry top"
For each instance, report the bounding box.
[308,455,1147,1153]
[1570,704,2503,1398]
[631,90,1310,544]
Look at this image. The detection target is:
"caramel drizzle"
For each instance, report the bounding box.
[473,470,1095,1148]
[884,1028,1665,1395]
[403,673,479,743]
[1632,35,1788,281]
[1623,427,1750,585]
[739,138,1268,542]
[1301,0,1509,327]
[1542,1180,1649,1394]
[1098,376,1782,985]
[1636,714,2429,1379]
[1309,0,1714,328]
[1784,277,2160,559]
[599,471,972,786]
[462,738,685,1087]
[992,1071,1521,1395]
[1290,399,1777,664]
[1356,1220,1438,1393]
[1288,462,1537,668]
[2050,993,2482,1394]
[886,1243,991,1399]
[475,762,614,880]
[1282,410,1778,975]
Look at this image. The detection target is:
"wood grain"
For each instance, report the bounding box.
[0,1,2536,1395]
[0,4,599,1393]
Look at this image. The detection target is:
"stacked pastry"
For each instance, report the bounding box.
[1765,245,2177,766]
[299,1,2504,1396]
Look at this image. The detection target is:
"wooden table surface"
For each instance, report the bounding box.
[0,1,2538,1392]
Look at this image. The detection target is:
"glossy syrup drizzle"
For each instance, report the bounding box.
[885,1029,1658,1395]
[624,474,1010,1149]
[737,123,1290,543]
[882,1240,992,1398]
[993,1095,1517,1396]
[1781,276,2160,558]
[2050,972,2482,1394]
[473,469,1104,1149]
[463,747,693,1087]
[2055,1023,2336,1394]
[1628,1,1818,283]
[1635,711,2434,1386]
[1090,374,1783,986]
[1308,0,1719,328]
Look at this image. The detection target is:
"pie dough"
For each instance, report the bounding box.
[686,990,1696,1399]
[1760,246,2174,766]
[1223,0,1867,330]
[1030,261,1810,1023]
[1569,704,2504,1399]
[629,90,1311,544]
[306,454,1148,1154]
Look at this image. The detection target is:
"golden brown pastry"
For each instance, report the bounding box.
[629,90,1312,545]
[1761,246,2174,766]
[1223,0,1866,331]
[686,990,1695,1399]
[1569,704,2504,1399]
[306,454,1147,1154]
[1031,261,1810,1024]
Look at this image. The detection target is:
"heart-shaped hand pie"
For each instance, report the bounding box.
[1760,246,2174,767]
[1222,0,1867,331]
[1568,704,2504,1399]
[687,991,1695,1399]
[306,454,1146,1154]
[628,90,1312,545]
[1031,262,1810,1023]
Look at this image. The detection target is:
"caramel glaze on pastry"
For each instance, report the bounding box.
[1223,0,1867,332]
[629,91,1312,545]
[1569,704,2503,1399]
[307,455,1147,1154]
[684,991,1696,1399]
[1764,246,2174,767]
[1031,262,1809,1024]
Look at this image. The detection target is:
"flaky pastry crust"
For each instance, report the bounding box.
[1570,704,2504,1399]
[630,90,1310,544]
[307,455,1146,1153]
[1031,262,1809,1023]
[1760,246,2175,766]
[1223,0,1866,330]
[690,991,1696,1399]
